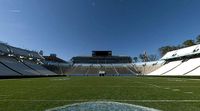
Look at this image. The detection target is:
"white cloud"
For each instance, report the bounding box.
[9,9,21,13]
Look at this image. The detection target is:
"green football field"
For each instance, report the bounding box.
[1,76,200,111]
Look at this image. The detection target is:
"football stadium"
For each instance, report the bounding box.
[2,0,200,111]
[1,43,200,111]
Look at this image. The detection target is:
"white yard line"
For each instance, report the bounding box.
[184,92,193,94]
[145,83,160,88]
[131,81,194,95]
[164,87,170,90]
[172,89,180,92]
[122,78,184,95]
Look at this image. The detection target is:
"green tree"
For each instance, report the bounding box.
[196,35,200,44]
[148,54,158,61]
[133,57,138,63]
[139,54,145,62]
[182,40,195,47]
[159,46,179,57]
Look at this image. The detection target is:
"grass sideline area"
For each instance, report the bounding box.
[1,76,200,111]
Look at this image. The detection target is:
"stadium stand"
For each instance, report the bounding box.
[0,43,57,77]
[186,65,200,76]
[161,45,200,60]
[113,64,135,75]
[127,64,138,73]
[9,46,30,57]
[164,58,200,75]
[67,64,90,76]
[133,61,164,75]
[43,54,70,75]
[68,51,137,76]
[67,50,167,76]
[0,43,10,55]
[0,62,21,76]
[148,44,200,76]
[148,60,182,75]
[4,42,200,77]
[23,60,57,76]
[87,64,100,74]
[105,64,118,75]
[0,57,41,76]
[31,51,44,59]
[67,63,138,76]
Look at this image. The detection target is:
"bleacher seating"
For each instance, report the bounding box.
[0,43,10,55]
[164,58,200,75]
[68,64,89,75]
[0,57,41,76]
[68,64,138,76]
[186,65,200,76]
[0,63,20,76]
[0,43,58,77]
[0,43,44,59]
[9,46,30,57]
[3,42,200,77]
[133,61,164,75]
[147,44,200,76]
[87,64,100,74]
[23,60,57,76]
[127,64,138,73]
[148,60,182,75]
[31,52,44,59]
[113,64,134,75]
[105,65,118,75]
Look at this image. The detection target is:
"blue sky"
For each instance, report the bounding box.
[0,0,200,60]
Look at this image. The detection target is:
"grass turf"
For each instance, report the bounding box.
[0,76,200,111]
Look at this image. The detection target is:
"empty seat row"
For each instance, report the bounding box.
[67,64,138,75]
[148,57,200,76]
[0,56,57,76]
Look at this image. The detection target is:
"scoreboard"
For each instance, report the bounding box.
[72,51,132,64]
[92,51,112,57]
